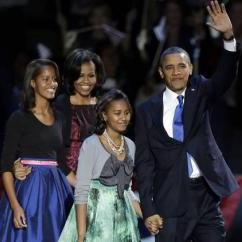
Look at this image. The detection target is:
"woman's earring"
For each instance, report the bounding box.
[102,116,107,122]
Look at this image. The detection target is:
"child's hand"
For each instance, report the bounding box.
[12,204,27,229]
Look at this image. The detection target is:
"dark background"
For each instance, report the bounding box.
[0,0,241,241]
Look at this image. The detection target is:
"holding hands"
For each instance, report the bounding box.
[145,214,163,235]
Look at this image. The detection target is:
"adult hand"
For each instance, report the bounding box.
[206,0,233,37]
[12,204,27,229]
[145,214,163,235]
[13,158,31,180]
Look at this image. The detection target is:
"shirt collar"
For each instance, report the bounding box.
[164,87,186,103]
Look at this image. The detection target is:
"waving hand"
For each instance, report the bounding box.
[206,0,233,39]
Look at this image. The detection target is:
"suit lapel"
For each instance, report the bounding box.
[150,93,164,128]
[183,86,197,139]
[148,83,199,142]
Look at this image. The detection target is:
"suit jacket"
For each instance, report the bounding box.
[135,48,240,219]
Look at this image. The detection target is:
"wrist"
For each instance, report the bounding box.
[223,31,234,41]
[11,201,21,210]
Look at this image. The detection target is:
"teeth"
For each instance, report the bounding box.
[80,86,91,90]
[47,89,55,94]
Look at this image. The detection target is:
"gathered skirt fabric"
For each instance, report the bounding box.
[58,180,140,242]
[0,165,73,242]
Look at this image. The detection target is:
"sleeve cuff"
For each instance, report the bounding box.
[223,39,236,52]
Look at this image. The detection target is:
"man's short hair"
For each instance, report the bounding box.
[159,47,191,67]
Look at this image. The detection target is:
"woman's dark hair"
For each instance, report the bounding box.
[22,59,60,111]
[63,48,106,96]
[93,89,132,135]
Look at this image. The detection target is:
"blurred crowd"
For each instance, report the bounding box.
[0,0,242,240]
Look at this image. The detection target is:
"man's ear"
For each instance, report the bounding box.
[158,66,164,79]
[189,63,193,75]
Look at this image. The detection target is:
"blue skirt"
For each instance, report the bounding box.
[0,165,73,242]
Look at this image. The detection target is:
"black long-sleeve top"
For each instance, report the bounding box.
[0,109,70,174]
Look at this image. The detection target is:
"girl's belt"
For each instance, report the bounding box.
[21,159,58,166]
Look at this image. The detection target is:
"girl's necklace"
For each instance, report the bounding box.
[103,129,124,155]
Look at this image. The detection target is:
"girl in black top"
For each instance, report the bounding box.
[0,59,75,242]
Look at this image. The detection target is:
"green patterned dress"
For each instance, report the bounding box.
[58,142,140,242]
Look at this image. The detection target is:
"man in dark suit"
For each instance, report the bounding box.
[135,1,240,242]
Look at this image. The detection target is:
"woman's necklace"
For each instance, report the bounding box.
[103,129,125,155]
[71,95,96,105]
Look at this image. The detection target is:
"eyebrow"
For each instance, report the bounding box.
[165,63,186,67]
